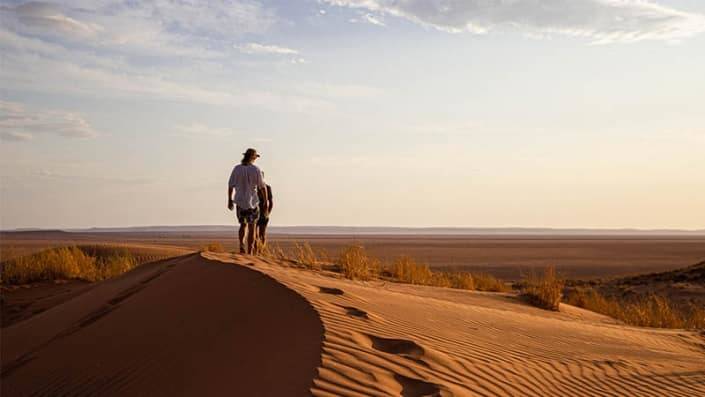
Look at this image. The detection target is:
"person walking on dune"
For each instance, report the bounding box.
[228,148,268,254]
[256,173,274,253]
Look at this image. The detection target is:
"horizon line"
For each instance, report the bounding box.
[4,225,705,235]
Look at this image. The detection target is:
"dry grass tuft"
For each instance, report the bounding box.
[522,266,564,311]
[391,256,433,285]
[293,242,321,270]
[201,242,225,253]
[565,288,705,329]
[447,272,476,290]
[471,272,510,292]
[338,245,379,280]
[258,241,509,292]
[258,241,326,271]
[386,256,507,292]
[289,242,321,270]
[258,242,286,261]
[1,246,136,284]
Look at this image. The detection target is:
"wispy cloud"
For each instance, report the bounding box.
[7,2,103,37]
[175,123,234,137]
[350,13,385,26]
[0,2,324,113]
[236,42,299,55]
[296,83,383,98]
[324,0,705,43]
[0,1,276,57]
[0,101,99,142]
[36,169,155,185]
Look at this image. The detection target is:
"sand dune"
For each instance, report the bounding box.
[204,253,705,397]
[1,254,323,396]
[3,252,704,396]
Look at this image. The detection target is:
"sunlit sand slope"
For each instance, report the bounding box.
[206,252,705,397]
[1,254,323,396]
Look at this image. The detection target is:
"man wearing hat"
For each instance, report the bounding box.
[228,148,268,254]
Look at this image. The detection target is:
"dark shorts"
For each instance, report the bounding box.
[236,206,259,224]
[257,214,269,227]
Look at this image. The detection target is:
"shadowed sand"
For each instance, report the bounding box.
[1,253,323,396]
[205,252,705,397]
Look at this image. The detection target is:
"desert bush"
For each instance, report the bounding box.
[293,242,321,270]
[387,258,479,291]
[391,256,433,285]
[259,241,323,270]
[94,249,136,280]
[257,241,282,259]
[473,272,510,292]
[338,245,379,280]
[428,272,453,288]
[522,266,564,311]
[564,288,705,329]
[201,242,225,253]
[1,246,135,284]
[448,272,475,290]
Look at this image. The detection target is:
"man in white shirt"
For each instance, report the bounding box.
[228,148,268,254]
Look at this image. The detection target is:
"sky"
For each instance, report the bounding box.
[1,0,704,230]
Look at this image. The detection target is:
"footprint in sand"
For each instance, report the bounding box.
[352,333,447,395]
[367,334,424,359]
[366,333,433,369]
[318,286,344,295]
[340,305,369,319]
[394,373,450,397]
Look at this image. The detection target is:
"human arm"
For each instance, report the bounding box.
[227,186,234,210]
[257,169,268,213]
[259,185,269,213]
[267,186,273,214]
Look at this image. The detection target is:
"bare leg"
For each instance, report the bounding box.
[247,223,257,254]
[258,223,267,248]
[238,223,247,253]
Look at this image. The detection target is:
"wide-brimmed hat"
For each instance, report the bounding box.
[242,148,260,158]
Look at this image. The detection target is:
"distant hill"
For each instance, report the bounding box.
[618,261,705,286]
[4,225,703,236]
[570,260,705,311]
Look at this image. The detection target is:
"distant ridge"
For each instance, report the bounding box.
[4,225,704,236]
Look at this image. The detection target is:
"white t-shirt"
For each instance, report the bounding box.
[228,164,265,209]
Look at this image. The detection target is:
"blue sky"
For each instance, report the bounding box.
[1,0,704,229]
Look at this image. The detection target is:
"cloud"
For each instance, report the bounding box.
[175,123,234,137]
[236,42,299,55]
[350,13,386,26]
[36,169,155,185]
[1,130,34,142]
[0,49,331,112]
[296,82,383,98]
[0,100,99,142]
[0,1,276,58]
[323,0,705,43]
[0,2,324,113]
[6,1,103,37]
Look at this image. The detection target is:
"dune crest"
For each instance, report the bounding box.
[206,252,705,397]
[1,254,323,396]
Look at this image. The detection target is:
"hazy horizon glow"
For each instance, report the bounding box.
[1,0,704,230]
